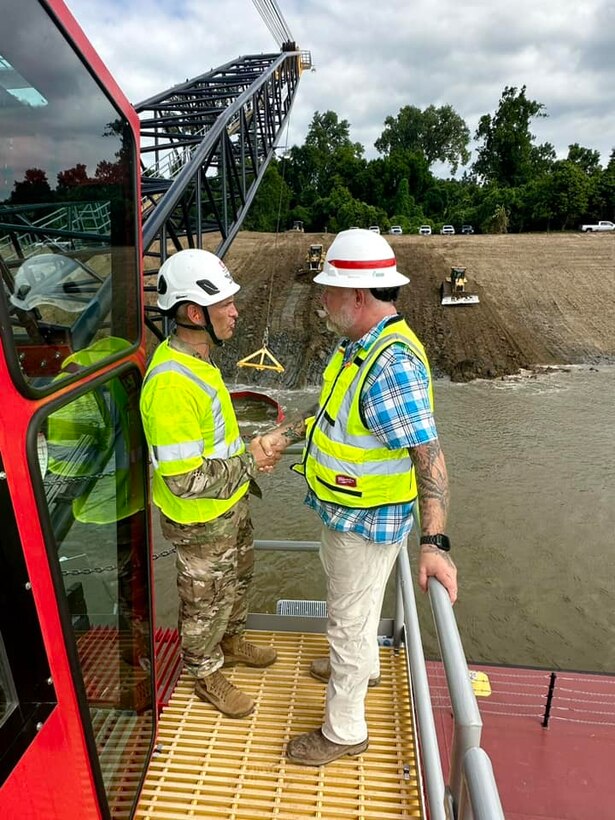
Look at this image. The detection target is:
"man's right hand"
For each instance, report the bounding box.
[249,436,281,472]
[259,429,290,455]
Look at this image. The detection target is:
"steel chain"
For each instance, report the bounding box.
[59,546,176,576]
[48,473,112,484]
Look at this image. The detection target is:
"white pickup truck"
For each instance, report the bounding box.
[580,220,615,232]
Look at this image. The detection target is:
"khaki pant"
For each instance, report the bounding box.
[320,526,405,745]
[160,495,254,679]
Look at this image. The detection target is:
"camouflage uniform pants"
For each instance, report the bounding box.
[160,495,254,679]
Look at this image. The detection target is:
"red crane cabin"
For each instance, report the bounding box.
[0,1,155,817]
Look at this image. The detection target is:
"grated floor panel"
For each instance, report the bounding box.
[136,631,423,819]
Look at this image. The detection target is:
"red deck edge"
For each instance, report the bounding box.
[427,660,615,820]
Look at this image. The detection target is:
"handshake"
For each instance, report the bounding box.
[248,428,290,473]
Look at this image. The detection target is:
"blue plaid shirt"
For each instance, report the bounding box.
[305,316,438,544]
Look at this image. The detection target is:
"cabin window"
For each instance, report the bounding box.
[33,366,154,815]
[0,0,140,394]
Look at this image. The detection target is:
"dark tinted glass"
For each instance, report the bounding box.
[36,366,154,818]
[0,0,140,392]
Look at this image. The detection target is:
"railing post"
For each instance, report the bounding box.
[542,671,557,727]
[394,563,404,649]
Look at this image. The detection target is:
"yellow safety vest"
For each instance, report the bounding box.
[140,339,248,524]
[293,317,434,507]
[47,337,142,524]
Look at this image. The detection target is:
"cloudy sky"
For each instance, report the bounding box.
[65,0,615,175]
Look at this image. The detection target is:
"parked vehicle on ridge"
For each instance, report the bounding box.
[579,220,615,232]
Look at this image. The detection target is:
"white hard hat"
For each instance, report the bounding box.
[157,249,240,311]
[10,254,87,313]
[314,229,409,288]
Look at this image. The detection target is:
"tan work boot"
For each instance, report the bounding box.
[195,670,255,718]
[310,657,381,688]
[287,728,369,766]
[221,635,277,668]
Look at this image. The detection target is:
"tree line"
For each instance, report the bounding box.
[244,86,615,234]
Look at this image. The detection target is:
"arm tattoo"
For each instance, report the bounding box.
[281,418,306,444]
[409,438,449,526]
[268,403,317,444]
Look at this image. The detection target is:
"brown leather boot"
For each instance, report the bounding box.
[195,670,255,718]
[221,635,277,668]
[310,657,381,687]
[286,728,369,766]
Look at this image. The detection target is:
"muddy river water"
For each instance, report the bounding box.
[153,365,615,674]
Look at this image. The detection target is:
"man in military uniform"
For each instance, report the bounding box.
[140,249,278,718]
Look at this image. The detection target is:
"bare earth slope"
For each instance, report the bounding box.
[204,231,615,385]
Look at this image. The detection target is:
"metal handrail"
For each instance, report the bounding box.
[398,546,448,819]
[398,549,503,819]
[428,579,483,807]
[459,748,505,820]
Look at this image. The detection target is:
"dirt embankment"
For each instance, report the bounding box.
[171,231,615,385]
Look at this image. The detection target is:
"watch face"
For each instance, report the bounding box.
[438,535,451,551]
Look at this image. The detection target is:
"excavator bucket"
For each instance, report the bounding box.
[441,266,480,306]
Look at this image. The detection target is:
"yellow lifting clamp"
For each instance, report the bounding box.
[236,328,285,373]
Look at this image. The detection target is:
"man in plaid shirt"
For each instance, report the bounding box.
[260,229,457,766]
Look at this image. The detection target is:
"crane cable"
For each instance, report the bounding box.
[236,112,293,374]
[251,0,294,46]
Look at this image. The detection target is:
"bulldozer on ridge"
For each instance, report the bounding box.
[440,266,480,306]
[297,243,325,275]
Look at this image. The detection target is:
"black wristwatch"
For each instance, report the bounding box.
[420,534,451,552]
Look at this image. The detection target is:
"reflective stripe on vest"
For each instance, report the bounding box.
[143,360,244,467]
[140,340,248,524]
[293,318,433,508]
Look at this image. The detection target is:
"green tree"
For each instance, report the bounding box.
[392,178,413,217]
[311,183,384,233]
[472,86,555,187]
[375,104,470,174]
[547,160,592,229]
[285,110,364,203]
[567,143,602,176]
[591,148,615,220]
[484,204,509,233]
[11,168,52,204]
[243,161,292,231]
[353,150,433,216]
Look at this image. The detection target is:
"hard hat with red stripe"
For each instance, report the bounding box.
[314,228,410,288]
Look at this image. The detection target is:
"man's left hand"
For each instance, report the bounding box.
[418,545,457,604]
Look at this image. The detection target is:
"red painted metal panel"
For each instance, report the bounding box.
[0,710,101,820]
[0,1,147,817]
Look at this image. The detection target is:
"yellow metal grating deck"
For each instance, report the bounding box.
[136,631,423,819]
